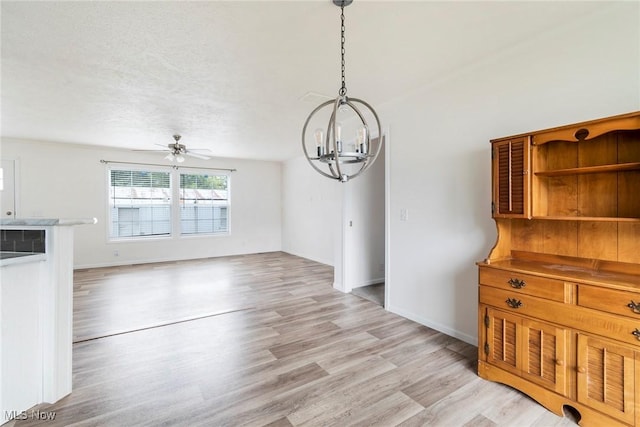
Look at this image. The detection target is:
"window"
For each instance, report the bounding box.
[109,169,171,238]
[107,167,230,240]
[180,173,229,235]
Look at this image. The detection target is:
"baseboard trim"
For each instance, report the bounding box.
[387,304,478,346]
[281,250,333,267]
[75,250,288,270]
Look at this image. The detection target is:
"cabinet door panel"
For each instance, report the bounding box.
[521,318,567,395]
[577,334,635,425]
[486,308,520,376]
[493,138,530,218]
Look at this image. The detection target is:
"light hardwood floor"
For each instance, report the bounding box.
[8,252,578,427]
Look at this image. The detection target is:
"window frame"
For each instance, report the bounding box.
[178,170,231,237]
[105,165,231,242]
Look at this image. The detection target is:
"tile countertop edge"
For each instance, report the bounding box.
[0,253,47,267]
[0,218,98,226]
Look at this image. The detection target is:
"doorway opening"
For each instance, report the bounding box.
[351,282,384,306]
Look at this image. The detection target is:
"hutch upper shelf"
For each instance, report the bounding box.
[491,111,640,221]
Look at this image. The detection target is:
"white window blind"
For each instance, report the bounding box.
[109,169,171,238]
[179,173,229,235]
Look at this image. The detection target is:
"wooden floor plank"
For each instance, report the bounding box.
[398,378,505,427]
[206,356,397,427]
[8,252,577,427]
[340,391,424,427]
[463,414,499,427]
[288,349,469,426]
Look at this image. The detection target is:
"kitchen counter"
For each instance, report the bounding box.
[0,252,35,259]
[0,252,47,267]
[1,218,95,268]
[0,218,97,226]
[1,218,96,425]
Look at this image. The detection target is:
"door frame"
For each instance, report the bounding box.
[1,158,19,218]
[333,128,390,310]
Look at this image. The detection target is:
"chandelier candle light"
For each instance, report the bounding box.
[302,0,383,183]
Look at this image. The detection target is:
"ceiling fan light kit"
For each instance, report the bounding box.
[162,135,187,162]
[165,152,185,163]
[301,0,383,183]
[135,134,211,162]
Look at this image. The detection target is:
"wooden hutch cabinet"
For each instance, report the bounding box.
[478,111,640,426]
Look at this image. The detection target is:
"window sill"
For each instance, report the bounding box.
[108,235,172,243]
[179,232,230,239]
[107,233,229,243]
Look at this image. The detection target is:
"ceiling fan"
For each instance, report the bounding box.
[137,135,211,162]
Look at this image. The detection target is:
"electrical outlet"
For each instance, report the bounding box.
[113,250,119,257]
[400,209,408,221]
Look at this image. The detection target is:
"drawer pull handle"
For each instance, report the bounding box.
[505,298,522,309]
[508,278,526,289]
[627,301,640,314]
[632,329,640,341]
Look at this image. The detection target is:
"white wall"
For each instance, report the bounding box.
[281,155,339,266]
[282,2,639,346]
[2,2,637,348]
[382,2,640,345]
[0,138,282,268]
[281,140,386,293]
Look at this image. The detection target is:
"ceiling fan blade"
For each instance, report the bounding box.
[185,151,211,160]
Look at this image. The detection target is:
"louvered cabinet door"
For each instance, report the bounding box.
[521,318,567,395]
[486,308,521,376]
[492,137,531,218]
[577,334,635,425]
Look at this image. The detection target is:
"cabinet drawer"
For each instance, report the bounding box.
[481,285,640,347]
[479,267,567,302]
[569,308,640,348]
[578,284,640,320]
[479,285,560,323]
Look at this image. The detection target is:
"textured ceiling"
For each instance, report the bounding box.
[1,1,611,161]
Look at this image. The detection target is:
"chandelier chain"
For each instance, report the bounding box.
[339,4,347,97]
